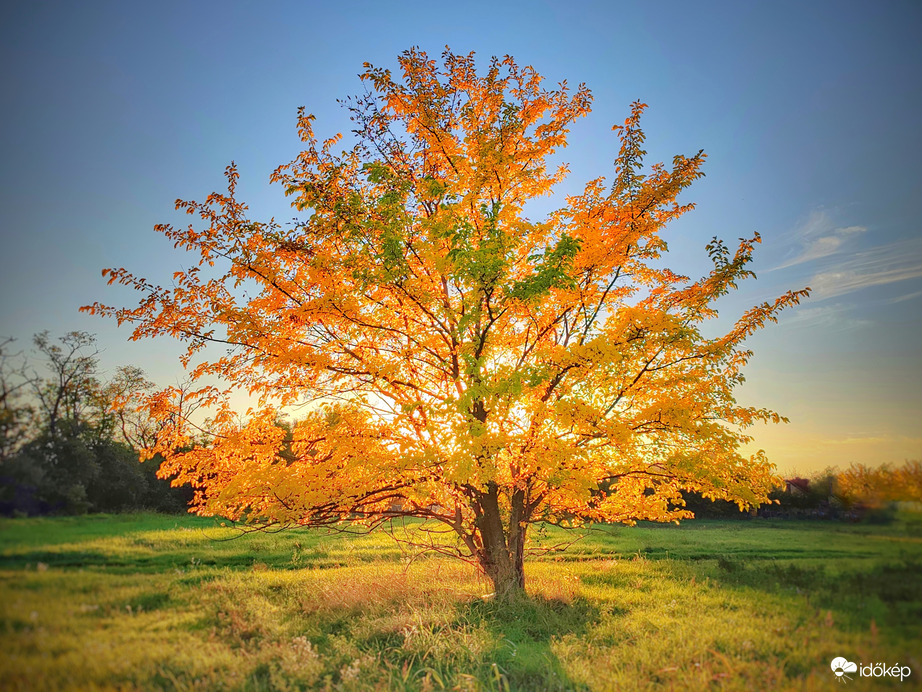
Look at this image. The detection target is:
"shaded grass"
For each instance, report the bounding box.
[1,513,921,690]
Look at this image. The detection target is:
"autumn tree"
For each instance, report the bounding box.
[85,48,807,598]
[837,461,922,509]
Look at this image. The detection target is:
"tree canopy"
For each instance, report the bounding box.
[84,48,808,598]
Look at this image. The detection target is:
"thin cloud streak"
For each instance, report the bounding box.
[781,304,870,331]
[820,434,922,448]
[771,210,866,271]
[809,237,922,300]
[889,289,922,304]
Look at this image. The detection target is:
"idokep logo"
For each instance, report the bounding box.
[831,657,912,683]
[831,658,858,682]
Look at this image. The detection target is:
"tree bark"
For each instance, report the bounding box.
[475,483,527,600]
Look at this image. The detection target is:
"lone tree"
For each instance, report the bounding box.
[85,48,807,599]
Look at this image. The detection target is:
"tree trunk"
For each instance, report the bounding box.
[475,483,527,600]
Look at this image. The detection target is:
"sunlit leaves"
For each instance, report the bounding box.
[84,47,808,589]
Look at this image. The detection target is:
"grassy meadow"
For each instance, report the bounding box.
[1,513,920,690]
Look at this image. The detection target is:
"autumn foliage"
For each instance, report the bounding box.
[84,48,808,597]
[837,461,922,509]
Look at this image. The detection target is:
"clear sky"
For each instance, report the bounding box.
[1,0,920,475]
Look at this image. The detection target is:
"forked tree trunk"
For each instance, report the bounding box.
[474,483,528,600]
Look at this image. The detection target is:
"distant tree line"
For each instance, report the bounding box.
[0,332,192,516]
[684,461,922,521]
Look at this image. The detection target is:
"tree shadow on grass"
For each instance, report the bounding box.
[700,553,922,643]
[0,546,347,574]
[707,553,922,603]
[0,549,110,570]
[451,594,599,691]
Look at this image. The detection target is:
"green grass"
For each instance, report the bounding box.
[1,513,921,690]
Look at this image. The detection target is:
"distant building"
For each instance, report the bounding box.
[784,478,810,495]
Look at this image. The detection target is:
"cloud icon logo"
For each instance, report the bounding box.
[831,657,858,681]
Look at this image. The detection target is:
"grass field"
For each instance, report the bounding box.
[1,513,920,690]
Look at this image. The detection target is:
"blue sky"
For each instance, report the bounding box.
[1,0,920,473]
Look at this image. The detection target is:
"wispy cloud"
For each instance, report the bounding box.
[772,210,866,270]
[781,304,870,331]
[809,237,922,300]
[820,434,922,450]
[888,289,922,304]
